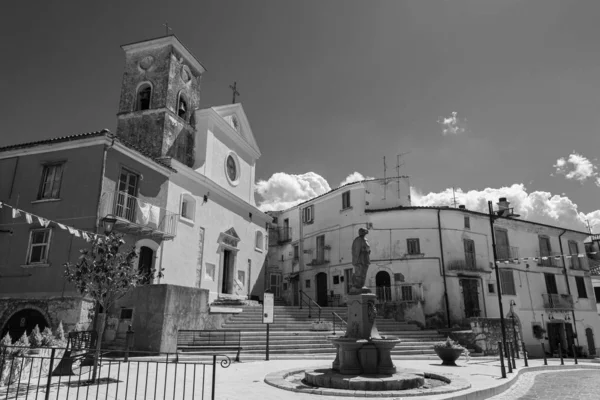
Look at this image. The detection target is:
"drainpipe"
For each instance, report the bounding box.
[298,208,305,301]
[95,130,113,233]
[437,209,452,328]
[558,229,580,346]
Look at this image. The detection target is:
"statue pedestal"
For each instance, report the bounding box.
[345,292,380,339]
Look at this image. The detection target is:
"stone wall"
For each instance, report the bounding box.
[109,284,234,353]
[0,297,94,335]
[467,317,522,356]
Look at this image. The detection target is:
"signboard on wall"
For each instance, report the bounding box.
[263,292,274,324]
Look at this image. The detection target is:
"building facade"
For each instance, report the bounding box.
[0,35,271,352]
[267,181,600,357]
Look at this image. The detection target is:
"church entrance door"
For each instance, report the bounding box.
[221,250,234,294]
[316,272,328,307]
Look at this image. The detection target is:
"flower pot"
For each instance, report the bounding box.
[434,347,464,366]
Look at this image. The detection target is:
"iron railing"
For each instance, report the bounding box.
[299,290,321,321]
[99,190,178,238]
[542,293,574,310]
[0,344,230,399]
[496,246,520,262]
[569,254,588,270]
[331,312,347,335]
[367,283,424,304]
[536,252,563,268]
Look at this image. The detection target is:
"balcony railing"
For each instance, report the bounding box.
[367,283,424,304]
[99,190,178,239]
[537,252,563,267]
[542,293,574,310]
[496,246,520,262]
[270,227,292,244]
[569,255,588,270]
[447,257,487,272]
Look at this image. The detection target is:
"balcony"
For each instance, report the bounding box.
[271,227,292,243]
[447,254,487,272]
[569,255,588,270]
[542,293,574,310]
[99,190,178,240]
[537,252,563,268]
[367,283,424,304]
[307,258,329,266]
[496,246,519,262]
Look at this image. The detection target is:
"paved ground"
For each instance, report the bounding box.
[2,356,600,399]
[489,369,600,400]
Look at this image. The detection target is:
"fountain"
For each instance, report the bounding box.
[303,228,425,391]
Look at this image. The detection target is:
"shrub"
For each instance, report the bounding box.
[55,321,66,343]
[41,327,55,347]
[434,337,465,350]
[29,325,43,348]
[14,333,30,356]
[0,333,13,356]
[532,324,546,340]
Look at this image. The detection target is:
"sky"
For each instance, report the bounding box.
[1,0,599,232]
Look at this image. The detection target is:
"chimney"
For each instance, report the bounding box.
[497,197,510,217]
[458,205,466,210]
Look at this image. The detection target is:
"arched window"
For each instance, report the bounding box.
[136,83,152,111]
[180,193,196,222]
[177,94,188,120]
[255,231,264,251]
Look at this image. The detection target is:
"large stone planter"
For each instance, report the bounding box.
[434,347,464,366]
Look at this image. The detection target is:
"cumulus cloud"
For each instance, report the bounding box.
[437,111,467,135]
[255,172,331,211]
[553,152,598,183]
[411,183,600,233]
[339,172,374,187]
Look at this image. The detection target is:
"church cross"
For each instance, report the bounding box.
[163,22,173,36]
[229,81,240,104]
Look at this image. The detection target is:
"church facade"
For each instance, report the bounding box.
[0,35,271,352]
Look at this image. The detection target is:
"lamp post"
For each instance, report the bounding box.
[488,200,508,378]
[102,216,116,235]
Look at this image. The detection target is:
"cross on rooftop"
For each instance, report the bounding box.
[163,22,173,36]
[229,81,240,104]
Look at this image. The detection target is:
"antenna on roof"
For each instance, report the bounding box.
[396,151,411,198]
[452,187,458,208]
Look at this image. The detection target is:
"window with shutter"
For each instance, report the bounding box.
[38,164,64,200]
[499,269,516,295]
[407,238,420,255]
[575,277,587,298]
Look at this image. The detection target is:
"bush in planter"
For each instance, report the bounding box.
[41,327,55,347]
[29,325,43,349]
[532,324,546,340]
[433,337,470,366]
[54,321,66,345]
[14,333,30,357]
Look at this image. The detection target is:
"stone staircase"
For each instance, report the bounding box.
[178,305,445,361]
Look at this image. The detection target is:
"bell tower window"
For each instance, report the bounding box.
[178,94,188,121]
[136,83,152,111]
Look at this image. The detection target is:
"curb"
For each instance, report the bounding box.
[443,364,600,400]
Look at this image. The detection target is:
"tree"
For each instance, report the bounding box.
[64,233,153,381]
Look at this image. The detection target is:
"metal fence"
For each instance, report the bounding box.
[0,345,230,399]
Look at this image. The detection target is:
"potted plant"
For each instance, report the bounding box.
[532,324,546,340]
[28,325,43,354]
[433,337,467,366]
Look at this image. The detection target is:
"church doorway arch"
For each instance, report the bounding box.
[375,271,392,303]
[1,309,49,342]
[315,273,328,307]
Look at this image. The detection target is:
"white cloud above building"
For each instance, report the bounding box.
[437,111,467,135]
[553,152,598,184]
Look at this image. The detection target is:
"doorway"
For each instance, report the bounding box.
[547,322,575,356]
[1,309,49,342]
[221,250,234,294]
[461,279,481,318]
[316,272,328,306]
[375,271,392,303]
[115,169,139,222]
[138,246,154,284]
[586,328,596,356]
[269,273,281,298]
[292,279,299,306]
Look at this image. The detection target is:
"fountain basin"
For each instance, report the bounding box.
[304,368,424,391]
[329,335,402,375]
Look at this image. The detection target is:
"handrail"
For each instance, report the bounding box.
[332,311,347,335]
[299,290,322,321]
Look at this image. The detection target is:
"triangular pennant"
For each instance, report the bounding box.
[25,213,33,224]
[58,223,67,230]
[578,254,585,258]
[67,226,76,235]
[0,201,3,208]
[12,208,21,218]
[73,230,81,238]
[82,232,90,241]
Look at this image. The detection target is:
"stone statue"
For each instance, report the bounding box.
[351,228,371,292]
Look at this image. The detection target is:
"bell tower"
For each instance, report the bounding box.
[115,35,206,167]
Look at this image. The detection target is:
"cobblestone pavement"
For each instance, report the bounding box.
[489,369,600,400]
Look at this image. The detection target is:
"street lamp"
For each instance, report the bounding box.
[488,200,509,378]
[102,216,117,235]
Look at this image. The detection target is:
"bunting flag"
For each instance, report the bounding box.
[0,201,103,241]
[495,251,598,264]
